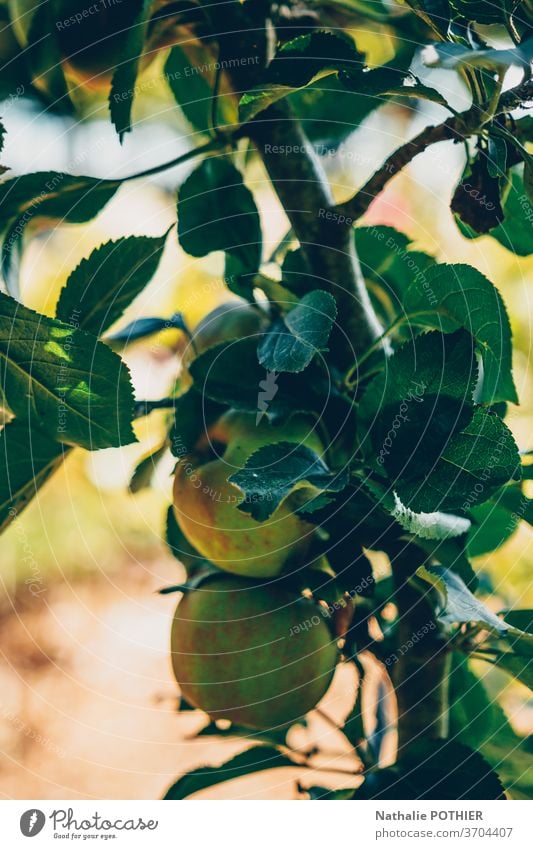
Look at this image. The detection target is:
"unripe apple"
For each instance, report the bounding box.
[173,410,323,578]
[171,575,338,729]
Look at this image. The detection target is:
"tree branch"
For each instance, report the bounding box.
[335,78,533,223]
[336,113,473,222]
[247,102,385,364]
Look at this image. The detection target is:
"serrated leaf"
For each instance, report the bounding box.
[397,408,520,514]
[403,263,517,404]
[177,158,261,283]
[163,746,296,799]
[258,290,337,373]
[0,420,67,532]
[0,293,136,450]
[109,0,152,141]
[55,233,168,335]
[0,171,119,289]
[229,441,349,521]
[391,491,472,540]
[359,329,478,479]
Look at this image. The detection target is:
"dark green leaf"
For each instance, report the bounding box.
[457,170,533,257]
[188,337,318,420]
[451,154,504,234]
[397,408,520,513]
[0,172,119,289]
[0,420,67,532]
[355,739,506,800]
[26,0,72,112]
[165,44,236,134]
[403,263,517,404]
[109,0,152,141]
[354,225,436,316]
[169,387,226,457]
[359,329,478,478]
[302,785,355,799]
[229,441,349,521]
[501,609,533,634]
[165,504,213,573]
[177,158,261,281]
[258,290,337,373]
[56,233,168,335]
[128,441,167,494]
[0,293,136,450]
[239,31,364,122]
[163,746,296,799]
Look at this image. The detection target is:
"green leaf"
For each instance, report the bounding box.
[177,158,261,282]
[355,740,506,799]
[403,263,517,404]
[501,609,533,634]
[229,442,349,521]
[25,0,72,112]
[106,313,186,348]
[239,31,364,122]
[163,746,296,799]
[128,441,167,494]
[354,225,436,315]
[0,171,119,230]
[448,653,533,798]
[258,290,337,373]
[397,408,520,513]
[467,489,522,557]
[109,0,152,141]
[165,45,236,135]
[188,337,317,420]
[449,0,510,25]
[0,420,66,532]
[169,387,226,457]
[0,293,136,450]
[55,233,168,335]
[302,786,356,799]
[0,171,119,289]
[416,564,511,634]
[359,329,478,478]
[165,505,211,572]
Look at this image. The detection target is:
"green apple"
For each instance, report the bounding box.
[173,409,323,578]
[171,574,338,729]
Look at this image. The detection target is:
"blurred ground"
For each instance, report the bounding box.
[0,558,374,800]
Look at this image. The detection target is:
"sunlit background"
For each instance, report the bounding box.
[0,19,532,799]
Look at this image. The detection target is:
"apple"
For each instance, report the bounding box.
[172,409,324,578]
[171,574,338,729]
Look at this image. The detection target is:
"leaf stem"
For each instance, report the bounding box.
[122,137,227,183]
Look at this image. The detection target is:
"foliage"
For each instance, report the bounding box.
[0,0,532,800]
